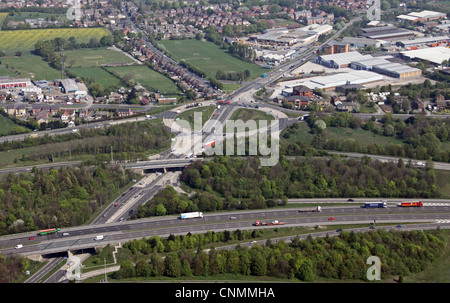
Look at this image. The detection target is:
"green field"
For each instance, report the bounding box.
[64,48,135,68]
[158,39,266,79]
[0,115,29,136]
[106,65,181,94]
[175,105,216,129]
[68,67,124,89]
[0,27,111,51]
[0,52,61,80]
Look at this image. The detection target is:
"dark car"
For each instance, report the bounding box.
[348,198,354,202]
[336,229,343,232]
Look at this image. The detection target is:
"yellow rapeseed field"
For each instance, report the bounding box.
[0,27,111,51]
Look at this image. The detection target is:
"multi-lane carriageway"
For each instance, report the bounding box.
[1,202,450,257]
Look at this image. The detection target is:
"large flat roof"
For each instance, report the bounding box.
[400,46,450,64]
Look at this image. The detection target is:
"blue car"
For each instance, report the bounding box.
[396,225,403,228]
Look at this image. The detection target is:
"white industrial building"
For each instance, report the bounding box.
[279,70,384,92]
[400,46,450,65]
[314,51,373,68]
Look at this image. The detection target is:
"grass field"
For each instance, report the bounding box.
[68,67,124,89]
[0,52,61,80]
[158,39,266,80]
[106,65,181,94]
[64,48,135,68]
[0,115,29,136]
[0,27,111,51]
[175,105,216,129]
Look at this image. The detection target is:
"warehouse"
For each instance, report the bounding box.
[308,70,384,89]
[396,35,449,48]
[0,76,32,90]
[341,37,387,49]
[397,10,447,23]
[350,57,392,70]
[371,63,422,78]
[314,51,373,68]
[400,46,450,65]
[60,79,79,93]
[361,26,416,40]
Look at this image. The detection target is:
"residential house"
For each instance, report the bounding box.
[292,85,314,98]
[35,111,49,125]
[116,108,133,117]
[61,109,76,121]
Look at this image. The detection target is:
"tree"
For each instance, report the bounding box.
[164,252,182,277]
[117,260,135,279]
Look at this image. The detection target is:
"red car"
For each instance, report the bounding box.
[29,237,36,240]
[328,217,335,221]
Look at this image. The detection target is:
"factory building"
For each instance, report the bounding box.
[361,26,416,40]
[397,10,447,23]
[314,51,373,68]
[396,35,449,48]
[60,79,79,93]
[371,63,422,79]
[400,46,450,65]
[0,76,32,90]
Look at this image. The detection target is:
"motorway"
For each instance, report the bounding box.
[2,202,450,257]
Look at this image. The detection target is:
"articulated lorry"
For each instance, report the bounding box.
[299,206,321,212]
[253,220,285,226]
[399,202,423,207]
[179,212,204,219]
[362,202,387,208]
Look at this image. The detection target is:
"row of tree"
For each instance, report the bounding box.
[114,228,446,281]
[133,155,440,220]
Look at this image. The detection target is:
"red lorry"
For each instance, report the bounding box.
[400,202,423,207]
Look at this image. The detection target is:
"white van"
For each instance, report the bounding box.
[94,235,104,241]
[15,244,23,249]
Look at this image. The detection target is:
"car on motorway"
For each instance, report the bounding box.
[336,229,343,232]
[230,216,236,220]
[63,233,69,236]
[29,237,36,240]
[250,241,257,244]
[396,225,403,228]
[328,217,335,220]
[347,198,354,202]
[15,244,23,249]
[369,226,376,229]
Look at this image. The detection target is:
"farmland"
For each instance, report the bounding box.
[106,65,182,94]
[0,52,61,80]
[158,39,266,80]
[68,67,124,90]
[0,27,111,52]
[63,48,136,68]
